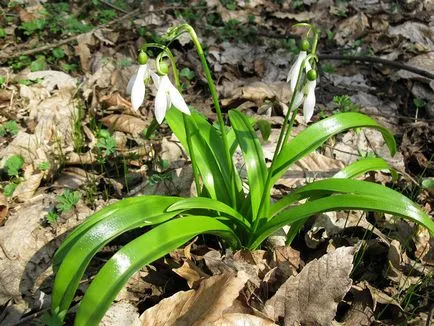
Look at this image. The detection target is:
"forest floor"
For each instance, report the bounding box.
[0,1,433,325]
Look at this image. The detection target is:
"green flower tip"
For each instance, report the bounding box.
[159,61,169,75]
[307,69,317,81]
[138,51,148,65]
[300,39,310,52]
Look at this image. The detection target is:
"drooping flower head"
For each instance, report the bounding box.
[302,61,317,122]
[128,51,150,111]
[286,39,310,92]
[151,62,190,124]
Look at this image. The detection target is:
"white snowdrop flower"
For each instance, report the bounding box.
[303,61,317,122]
[152,72,190,124]
[286,51,307,92]
[290,91,304,111]
[128,64,150,111]
[128,51,150,111]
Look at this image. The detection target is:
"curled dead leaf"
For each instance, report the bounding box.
[140,271,249,325]
[101,114,148,136]
[265,246,354,325]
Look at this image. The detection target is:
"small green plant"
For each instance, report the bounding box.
[333,95,360,113]
[46,210,60,225]
[38,161,51,171]
[56,189,81,213]
[10,55,31,71]
[30,56,47,72]
[19,19,47,36]
[0,28,6,38]
[96,9,117,24]
[180,67,195,81]
[95,129,117,163]
[0,76,6,87]
[3,182,18,197]
[0,120,19,137]
[51,24,434,326]
[5,154,24,177]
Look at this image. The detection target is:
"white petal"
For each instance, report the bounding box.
[130,64,148,111]
[168,83,190,115]
[287,51,307,92]
[154,76,169,124]
[126,72,137,95]
[303,80,316,122]
[291,91,304,111]
[150,72,160,88]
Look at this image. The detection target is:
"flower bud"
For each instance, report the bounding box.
[307,69,317,81]
[138,51,148,65]
[300,39,310,52]
[159,61,169,75]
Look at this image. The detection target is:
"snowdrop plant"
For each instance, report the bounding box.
[51,24,434,325]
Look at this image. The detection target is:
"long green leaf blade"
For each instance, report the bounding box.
[333,157,394,179]
[167,197,250,229]
[165,109,232,204]
[229,110,268,219]
[74,216,240,326]
[270,179,423,217]
[271,113,396,185]
[252,193,434,249]
[51,196,182,315]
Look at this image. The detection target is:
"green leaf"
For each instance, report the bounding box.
[255,119,271,141]
[180,67,195,81]
[51,196,182,314]
[73,216,240,326]
[30,57,46,72]
[166,110,234,204]
[270,178,422,217]
[421,178,434,189]
[5,154,24,177]
[333,157,395,179]
[52,48,65,59]
[167,197,250,230]
[3,182,17,197]
[251,192,434,249]
[271,113,396,185]
[56,189,80,213]
[229,110,268,219]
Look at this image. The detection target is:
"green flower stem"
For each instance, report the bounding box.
[251,47,316,240]
[141,43,201,193]
[174,24,237,207]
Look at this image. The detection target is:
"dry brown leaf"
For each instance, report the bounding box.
[264,246,354,325]
[334,13,369,46]
[140,271,249,325]
[100,92,132,109]
[27,71,77,92]
[0,193,8,226]
[221,81,291,108]
[100,114,148,136]
[12,173,44,201]
[172,260,209,288]
[389,22,434,51]
[341,287,374,326]
[212,313,276,325]
[363,282,402,311]
[0,195,92,306]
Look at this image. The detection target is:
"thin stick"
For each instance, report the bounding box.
[319,54,434,80]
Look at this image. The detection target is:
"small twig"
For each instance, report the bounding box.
[12,308,49,326]
[319,54,434,80]
[0,7,140,63]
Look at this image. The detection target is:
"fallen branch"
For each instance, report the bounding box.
[319,54,434,80]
